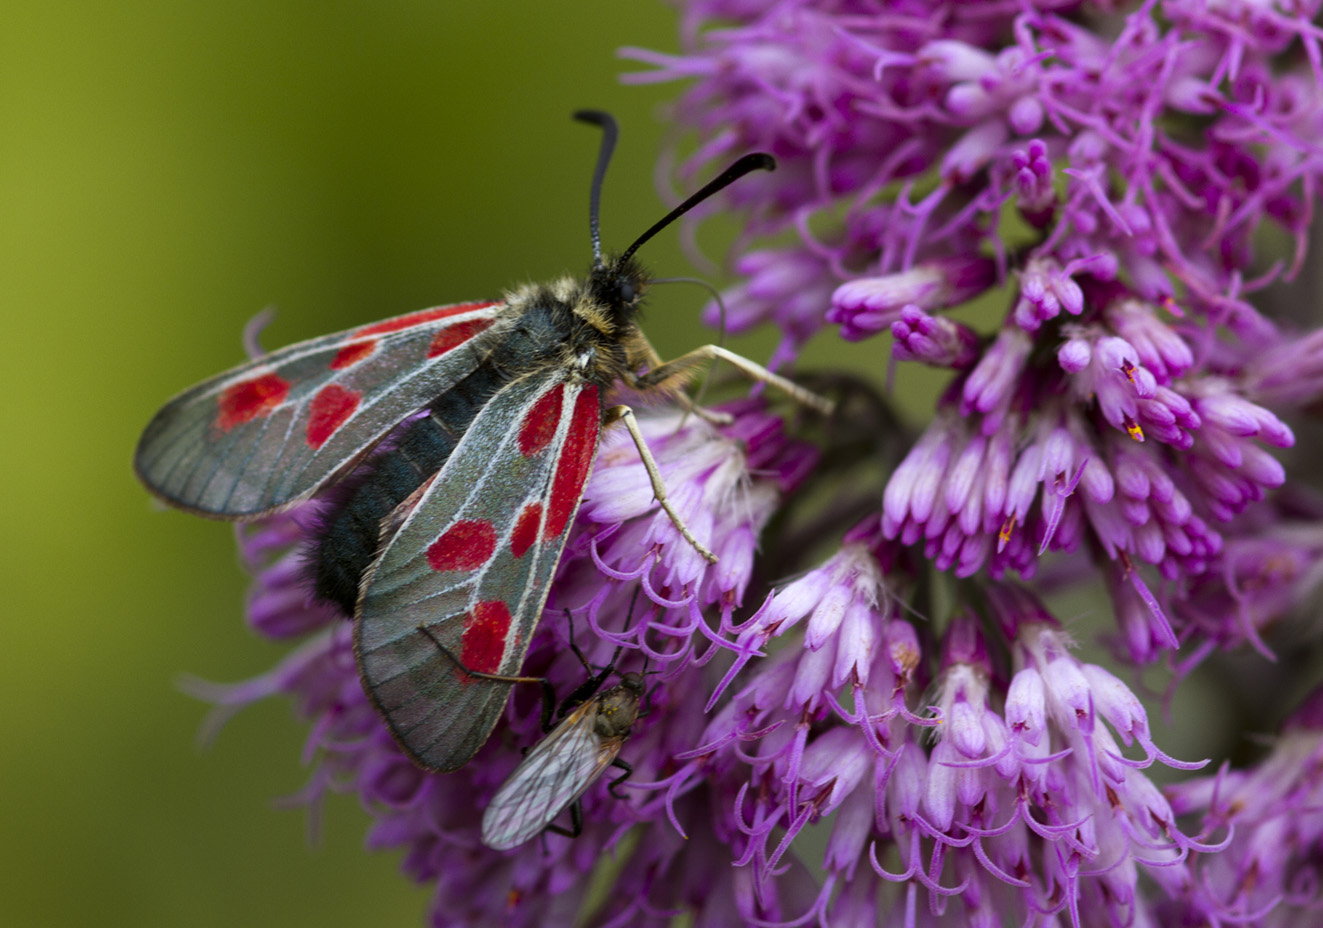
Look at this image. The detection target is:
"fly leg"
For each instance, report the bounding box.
[607,757,633,799]
[545,801,584,840]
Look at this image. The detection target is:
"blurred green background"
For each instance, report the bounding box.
[1,3,742,926]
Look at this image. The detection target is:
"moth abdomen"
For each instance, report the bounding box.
[312,361,509,613]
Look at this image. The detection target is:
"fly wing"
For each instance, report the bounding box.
[354,369,603,771]
[134,301,508,517]
[481,700,625,851]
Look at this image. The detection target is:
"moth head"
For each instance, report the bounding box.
[588,255,648,316]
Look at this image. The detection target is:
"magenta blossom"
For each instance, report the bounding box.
[611,0,1323,925]
[177,2,1323,926]
[1165,685,1323,925]
[202,399,821,927]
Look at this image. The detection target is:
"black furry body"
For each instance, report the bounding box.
[312,261,649,616]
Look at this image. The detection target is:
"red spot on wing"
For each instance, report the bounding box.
[544,386,601,540]
[427,519,497,572]
[330,339,377,370]
[460,600,512,675]
[427,318,493,358]
[356,301,499,338]
[519,384,564,457]
[216,372,290,431]
[510,503,543,558]
[306,383,361,449]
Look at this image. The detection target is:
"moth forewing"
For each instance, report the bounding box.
[481,674,644,851]
[133,300,509,519]
[353,372,604,772]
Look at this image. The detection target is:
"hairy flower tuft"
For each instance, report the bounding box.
[182,2,1323,925]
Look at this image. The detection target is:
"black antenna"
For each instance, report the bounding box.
[572,109,618,269]
[620,152,776,265]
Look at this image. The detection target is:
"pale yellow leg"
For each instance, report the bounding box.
[640,344,835,416]
[604,404,718,564]
[627,334,733,426]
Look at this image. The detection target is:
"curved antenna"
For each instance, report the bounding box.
[651,276,731,343]
[620,152,776,265]
[572,110,618,269]
[651,276,730,415]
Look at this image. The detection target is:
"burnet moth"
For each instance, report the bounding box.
[135,110,830,774]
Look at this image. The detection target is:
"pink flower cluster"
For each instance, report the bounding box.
[195,2,1323,926]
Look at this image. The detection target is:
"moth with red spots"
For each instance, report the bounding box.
[135,111,829,773]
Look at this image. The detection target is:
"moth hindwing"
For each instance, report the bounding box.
[135,110,811,774]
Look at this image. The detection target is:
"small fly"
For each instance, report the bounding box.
[419,612,648,850]
[482,669,643,850]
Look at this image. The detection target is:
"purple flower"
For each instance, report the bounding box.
[702,248,837,366]
[196,400,818,927]
[890,304,981,369]
[570,399,816,633]
[1165,685,1323,924]
[828,256,995,342]
[612,0,1323,923]
[176,1,1323,925]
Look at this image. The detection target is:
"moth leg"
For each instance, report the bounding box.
[640,344,835,416]
[607,757,633,799]
[672,390,734,426]
[545,800,584,839]
[603,405,717,564]
[628,336,734,426]
[416,625,558,731]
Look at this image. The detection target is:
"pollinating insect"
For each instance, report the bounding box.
[135,110,830,774]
